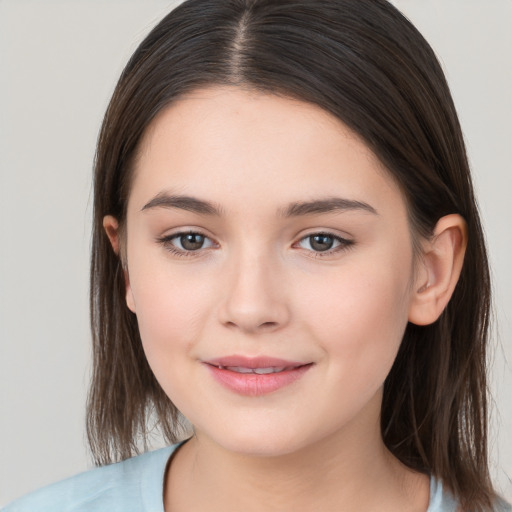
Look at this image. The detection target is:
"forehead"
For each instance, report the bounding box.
[129,86,405,218]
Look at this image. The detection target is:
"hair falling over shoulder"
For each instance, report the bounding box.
[87,1,500,510]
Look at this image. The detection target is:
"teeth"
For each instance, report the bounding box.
[253,367,286,374]
[222,366,288,374]
[227,366,254,374]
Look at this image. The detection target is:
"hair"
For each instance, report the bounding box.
[87,0,496,509]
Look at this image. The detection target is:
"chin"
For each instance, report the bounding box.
[196,420,325,459]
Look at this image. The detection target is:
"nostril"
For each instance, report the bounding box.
[222,320,280,332]
[259,321,278,329]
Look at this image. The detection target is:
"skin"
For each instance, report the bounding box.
[104,86,467,512]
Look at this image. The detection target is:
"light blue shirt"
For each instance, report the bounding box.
[1,443,504,511]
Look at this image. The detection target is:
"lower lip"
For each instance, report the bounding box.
[205,364,312,396]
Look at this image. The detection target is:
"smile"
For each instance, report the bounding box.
[204,356,313,396]
[215,366,294,374]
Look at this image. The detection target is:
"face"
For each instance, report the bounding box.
[118,87,421,457]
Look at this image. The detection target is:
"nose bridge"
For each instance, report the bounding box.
[219,242,289,333]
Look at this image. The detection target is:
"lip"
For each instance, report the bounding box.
[203,355,313,396]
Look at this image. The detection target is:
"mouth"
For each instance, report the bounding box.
[209,364,302,374]
[203,356,313,396]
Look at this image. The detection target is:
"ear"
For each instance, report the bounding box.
[103,215,136,313]
[408,214,467,326]
[103,215,121,255]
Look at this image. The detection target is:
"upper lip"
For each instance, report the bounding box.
[203,355,308,370]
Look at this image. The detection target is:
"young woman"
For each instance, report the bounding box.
[4,0,510,511]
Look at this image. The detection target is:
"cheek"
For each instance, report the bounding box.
[127,260,216,365]
[128,267,219,412]
[299,256,412,378]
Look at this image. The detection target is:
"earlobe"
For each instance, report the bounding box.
[103,215,136,313]
[125,285,136,313]
[408,214,467,326]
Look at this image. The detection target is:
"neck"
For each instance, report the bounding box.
[165,404,430,511]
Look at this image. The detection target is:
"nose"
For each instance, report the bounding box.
[218,249,291,334]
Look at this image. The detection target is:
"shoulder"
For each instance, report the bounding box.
[427,478,459,512]
[495,497,512,512]
[2,444,180,512]
[427,478,512,512]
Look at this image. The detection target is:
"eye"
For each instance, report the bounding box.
[296,232,353,255]
[157,230,216,256]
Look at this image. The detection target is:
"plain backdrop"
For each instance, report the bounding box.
[0,0,511,506]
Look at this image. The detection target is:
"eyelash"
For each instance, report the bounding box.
[156,230,354,259]
[295,232,354,258]
[156,231,217,259]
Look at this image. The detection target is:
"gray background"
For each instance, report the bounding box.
[1,0,511,506]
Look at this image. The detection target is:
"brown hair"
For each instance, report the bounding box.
[87,0,497,509]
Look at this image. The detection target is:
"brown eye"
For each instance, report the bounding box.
[309,234,335,252]
[179,233,206,251]
[297,232,353,255]
[158,231,215,255]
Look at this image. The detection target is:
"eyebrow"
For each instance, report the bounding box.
[280,197,377,217]
[141,192,378,217]
[142,193,224,215]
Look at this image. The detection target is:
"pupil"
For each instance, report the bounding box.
[181,234,204,250]
[311,234,333,252]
